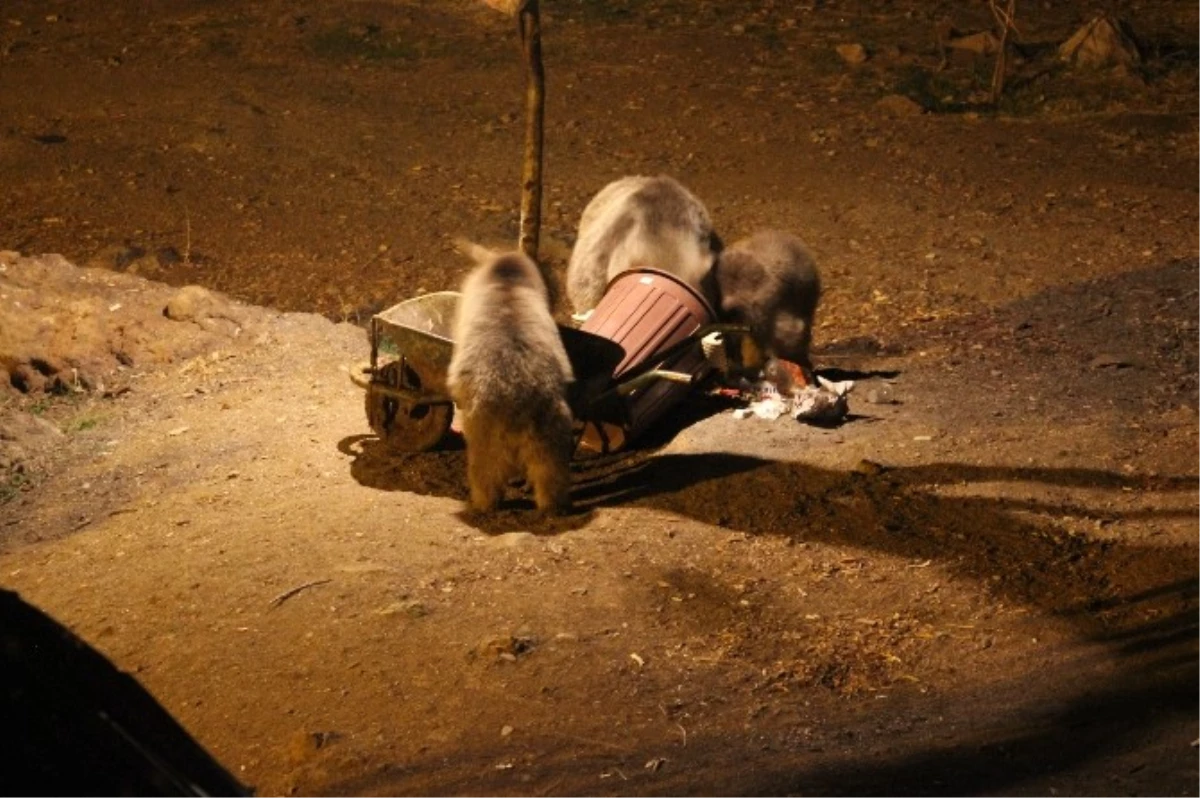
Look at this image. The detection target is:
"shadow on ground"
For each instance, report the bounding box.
[338,438,1197,794]
[330,262,1199,794]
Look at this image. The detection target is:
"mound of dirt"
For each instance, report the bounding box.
[1,251,270,395]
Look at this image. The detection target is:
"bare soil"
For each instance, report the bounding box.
[1,1,1197,795]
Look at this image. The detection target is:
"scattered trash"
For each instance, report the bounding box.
[731,376,853,424]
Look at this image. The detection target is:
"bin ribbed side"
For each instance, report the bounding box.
[580,270,715,445]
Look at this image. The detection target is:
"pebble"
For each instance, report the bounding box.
[836,43,867,64]
[875,94,925,117]
[864,386,897,405]
[1088,353,1134,369]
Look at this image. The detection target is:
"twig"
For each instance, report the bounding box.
[269,578,331,608]
[555,731,628,752]
[183,203,192,265]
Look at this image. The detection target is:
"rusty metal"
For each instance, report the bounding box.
[355,292,459,451]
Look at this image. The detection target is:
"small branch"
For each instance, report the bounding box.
[183,202,192,266]
[269,579,331,609]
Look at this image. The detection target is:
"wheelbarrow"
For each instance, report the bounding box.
[349,268,746,454]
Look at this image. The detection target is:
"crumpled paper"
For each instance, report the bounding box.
[732,376,854,424]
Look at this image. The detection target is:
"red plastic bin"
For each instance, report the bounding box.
[577,269,716,453]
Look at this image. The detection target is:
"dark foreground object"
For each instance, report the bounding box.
[0,588,249,796]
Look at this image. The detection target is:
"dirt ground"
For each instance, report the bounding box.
[1,0,1198,795]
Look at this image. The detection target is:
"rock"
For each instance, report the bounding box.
[287,730,342,765]
[115,246,147,270]
[875,94,925,117]
[491,531,537,548]
[84,244,143,272]
[481,0,523,15]
[1059,15,1140,68]
[0,409,64,472]
[163,285,247,336]
[852,459,886,477]
[836,43,868,65]
[947,31,1000,56]
[474,632,537,662]
[164,285,219,322]
[155,246,183,266]
[1088,353,1135,370]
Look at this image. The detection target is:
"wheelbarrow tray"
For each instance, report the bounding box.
[366,292,626,406]
[368,290,459,399]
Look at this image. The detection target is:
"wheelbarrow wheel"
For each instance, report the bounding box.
[365,359,454,452]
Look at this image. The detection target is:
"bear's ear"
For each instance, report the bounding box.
[452,237,498,266]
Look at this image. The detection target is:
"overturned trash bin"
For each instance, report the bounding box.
[576,269,718,454]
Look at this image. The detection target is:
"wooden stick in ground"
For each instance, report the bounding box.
[989,0,1017,105]
[517,0,544,260]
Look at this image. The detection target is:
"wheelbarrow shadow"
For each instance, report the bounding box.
[337,404,771,535]
[338,433,595,534]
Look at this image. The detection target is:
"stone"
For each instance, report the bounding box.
[1059,15,1140,68]
[164,285,218,322]
[875,94,925,117]
[947,31,1000,56]
[836,43,868,65]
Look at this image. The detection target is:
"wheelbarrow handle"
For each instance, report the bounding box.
[611,322,750,385]
[349,362,374,391]
[348,362,453,406]
[614,368,695,397]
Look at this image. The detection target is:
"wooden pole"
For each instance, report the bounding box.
[989,0,1017,106]
[517,0,544,260]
